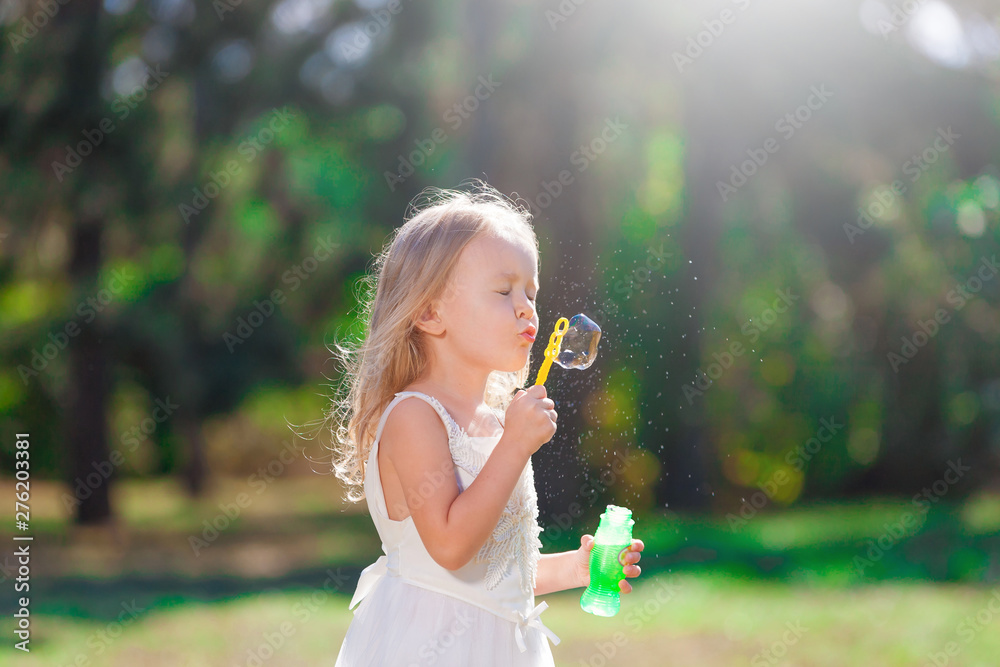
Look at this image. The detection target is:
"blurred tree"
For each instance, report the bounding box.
[1,0,998,528]
[0,0,430,520]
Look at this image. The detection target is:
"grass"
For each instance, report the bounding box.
[3,575,1000,666]
[0,476,998,665]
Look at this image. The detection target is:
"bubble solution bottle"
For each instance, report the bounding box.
[580,504,634,617]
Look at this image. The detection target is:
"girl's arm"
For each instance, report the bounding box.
[534,551,586,596]
[382,398,536,571]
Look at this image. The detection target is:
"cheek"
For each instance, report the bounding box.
[458,298,503,334]
[480,297,504,317]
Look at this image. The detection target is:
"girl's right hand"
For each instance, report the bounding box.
[502,385,557,458]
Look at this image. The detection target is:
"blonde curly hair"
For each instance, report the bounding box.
[321,181,539,502]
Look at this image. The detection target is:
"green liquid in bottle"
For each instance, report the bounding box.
[580,505,634,617]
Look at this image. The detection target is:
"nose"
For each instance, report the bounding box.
[516,293,536,322]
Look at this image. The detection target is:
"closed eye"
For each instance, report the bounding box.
[498,290,536,302]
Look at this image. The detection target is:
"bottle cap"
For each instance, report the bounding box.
[602,504,634,526]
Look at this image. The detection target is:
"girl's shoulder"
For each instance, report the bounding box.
[393,385,452,420]
[392,386,446,415]
[383,388,458,439]
[391,385,503,439]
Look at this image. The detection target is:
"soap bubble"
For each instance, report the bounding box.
[556,313,602,370]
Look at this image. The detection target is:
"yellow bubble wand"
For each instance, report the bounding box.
[533,313,602,387]
[534,317,570,386]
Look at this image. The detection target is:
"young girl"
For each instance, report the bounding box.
[329,184,644,666]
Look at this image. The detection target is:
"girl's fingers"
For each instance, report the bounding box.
[619,546,642,565]
[619,579,632,594]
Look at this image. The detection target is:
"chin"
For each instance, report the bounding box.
[495,352,530,374]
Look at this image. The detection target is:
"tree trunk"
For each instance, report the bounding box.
[178,414,208,497]
[67,218,113,525]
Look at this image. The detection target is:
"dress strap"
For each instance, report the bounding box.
[381,391,463,444]
[369,392,458,461]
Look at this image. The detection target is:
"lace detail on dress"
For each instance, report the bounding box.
[398,392,542,596]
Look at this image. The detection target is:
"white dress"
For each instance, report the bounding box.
[335,391,560,667]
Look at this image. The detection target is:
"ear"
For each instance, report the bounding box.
[414,299,445,335]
